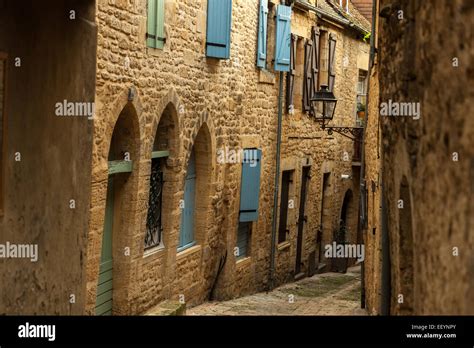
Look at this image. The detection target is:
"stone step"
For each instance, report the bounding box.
[144,300,186,316]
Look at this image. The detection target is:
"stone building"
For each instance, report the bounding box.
[363,0,474,315]
[0,0,370,315]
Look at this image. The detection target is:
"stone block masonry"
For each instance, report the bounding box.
[84,0,371,315]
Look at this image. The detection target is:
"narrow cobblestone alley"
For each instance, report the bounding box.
[188,266,366,316]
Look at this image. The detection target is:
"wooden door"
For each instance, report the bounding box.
[296,166,310,275]
[96,176,114,315]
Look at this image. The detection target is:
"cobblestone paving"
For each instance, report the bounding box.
[188,265,367,316]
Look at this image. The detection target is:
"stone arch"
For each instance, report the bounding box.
[339,189,354,241]
[150,89,182,159]
[183,118,215,246]
[85,88,142,315]
[141,99,182,253]
[398,175,414,314]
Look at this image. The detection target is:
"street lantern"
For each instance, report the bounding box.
[310,84,338,127]
[310,84,363,141]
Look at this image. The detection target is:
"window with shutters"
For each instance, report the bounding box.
[257,0,269,68]
[328,34,337,92]
[146,0,166,49]
[236,221,252,260]
[274,5,292,72]
[239,149,262,222]
[0,53,5,215]
[356,70,368,126]
[302,27,320,113]
[206,0,233,59]
[317,30,329,90]
[278,170,293,244]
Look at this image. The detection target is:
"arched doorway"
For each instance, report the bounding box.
[175,122,214,304]
[332,189,353,272]
[95,103,139,316]
[178,124,212,251]
[145,103,179,251]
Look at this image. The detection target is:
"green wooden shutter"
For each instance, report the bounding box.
[147,0,165,49]
[257,0,269,68]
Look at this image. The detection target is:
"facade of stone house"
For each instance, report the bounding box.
[0,0,370,315]
[363,0,474,315]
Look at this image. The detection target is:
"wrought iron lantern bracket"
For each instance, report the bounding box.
[310,84,364,142]
[321,122,364,141]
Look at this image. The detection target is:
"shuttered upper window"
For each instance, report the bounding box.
[206,0,233,59]
[147,0,165,49]
[257,0,269,68]
[274,5,291,72]
[239,149,262,222]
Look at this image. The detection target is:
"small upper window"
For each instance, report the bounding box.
[147,0,166,49]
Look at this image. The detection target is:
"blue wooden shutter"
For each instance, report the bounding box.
[146,0,165,49]
[206,0,232,59]
[257,0,269,68]
[179,151,196,250]
[274,5,291,72]
[239,149,262,222]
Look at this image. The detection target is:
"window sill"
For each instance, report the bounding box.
[177,244,201,260]
[143,244,165,259]
[277,241,291,251]
[236,256,251,268]
[258,68,276,84]
[147,46,165,57]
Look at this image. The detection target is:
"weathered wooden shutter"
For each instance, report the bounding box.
[206,0,233,59]
[311,26,320,94]
[146,0,165,49]
[274,5,292,72]
[303,38,313,112]
[328,34,337,92]
[286,34,297,113]
[257,0,269,68]
[239,149,262,222]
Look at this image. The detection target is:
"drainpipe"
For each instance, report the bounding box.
[269,0,287,292]
[359,0,378,310]
[269,71,284,291]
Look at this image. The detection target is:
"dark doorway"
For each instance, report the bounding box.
[318,173,331,268]
[381,190,391,315]
[295,166,311,276]
[278,171,292,244]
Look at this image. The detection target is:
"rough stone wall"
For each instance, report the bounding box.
[365,0,474,315]
[85,0,370,315]
[0,0,96,314]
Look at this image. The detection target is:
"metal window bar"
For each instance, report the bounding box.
[144,158,164,249]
